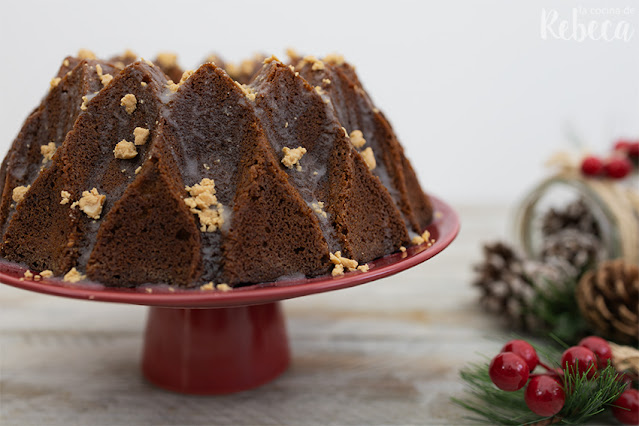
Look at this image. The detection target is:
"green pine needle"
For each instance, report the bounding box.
[526,275,589,345]
[453,348,628,425]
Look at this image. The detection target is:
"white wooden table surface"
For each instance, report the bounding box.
[0,205,514,426]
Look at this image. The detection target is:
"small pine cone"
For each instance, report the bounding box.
[576,259,639,344]
[541,198,600,238]
[473,242,537,330]
[540,229,601,271]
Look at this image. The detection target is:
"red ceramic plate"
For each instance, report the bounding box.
[0,195,459,308]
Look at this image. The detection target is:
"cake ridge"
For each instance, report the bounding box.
[0,57,117,240]
[295,55,433,233]
[2,60,170,274]
[249,58,409,262]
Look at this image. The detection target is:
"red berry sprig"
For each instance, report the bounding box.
[486,336,631,420]
[579,138,638,179]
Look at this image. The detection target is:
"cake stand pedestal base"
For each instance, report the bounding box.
[141,302,290,394]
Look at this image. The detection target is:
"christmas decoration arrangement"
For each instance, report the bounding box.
[460,139,638,424]
[453,337,639,425]
[473,139,639,345]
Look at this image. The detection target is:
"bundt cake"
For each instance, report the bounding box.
[0,50,433,288]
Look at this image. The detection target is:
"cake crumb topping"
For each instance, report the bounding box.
[180,70,194,85]
[156,52,177,69]
[12,185,30,203]
[135,166,142,175]
[114,140,138,159]
[184,178,225,232]
[349,130,366,149]
[323,53,345,65]
[50,77,61,90]
[63,59,70,67]
[41,142,56,164]
[60,190,71,205]
[143,58,155,67]
[281,146,307,171]
[314,86,326,96]
[357,264,370,272]
[120,94,137,114]
[166,80,179,93]
[133,127,150,145]
[141,81,147,87]
[217,283,231,292]
[332,264,344,276]
[23,270,34,280]
[399,246,406,252]
[312,60,325,71]
[96,64,113,87]
[238,83,256,101]
[297,55,324,71]
[322,78,331,85]
[263,55,281,64]
[311,201,327,219]
[200,282,215,290]
[63,267,85,283]
[40,270,54,278]
[80,95,89,111]
[77,49,96,60]
[360,147,376,171]
[411,230,432,246]
[330,251,358,272]
[72,188,106,219]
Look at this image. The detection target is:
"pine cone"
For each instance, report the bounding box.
[473,242,543,330]
[540,229,601,271]
[542,198,600,238]
[576,260,639,344]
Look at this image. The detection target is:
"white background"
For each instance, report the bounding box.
[1,0,637,204]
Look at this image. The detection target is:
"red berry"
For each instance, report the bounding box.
[561,346,598,378]
[604,157,632,179]
[525,375,565,417]
[615,139,639,157]
[501,340,539,372]
[578,336,613,369]
[613,388,639,425]
[615,140,632,152]
[489,352,530,391]
[581,156,604,176]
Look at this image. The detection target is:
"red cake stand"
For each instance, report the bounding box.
[0,196,459,395]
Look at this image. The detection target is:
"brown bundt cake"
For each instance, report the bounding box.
[0,50,433,288]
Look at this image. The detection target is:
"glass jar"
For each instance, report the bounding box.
[514,172,639,264]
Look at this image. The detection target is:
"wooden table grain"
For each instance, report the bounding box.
[0,205,513,425]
